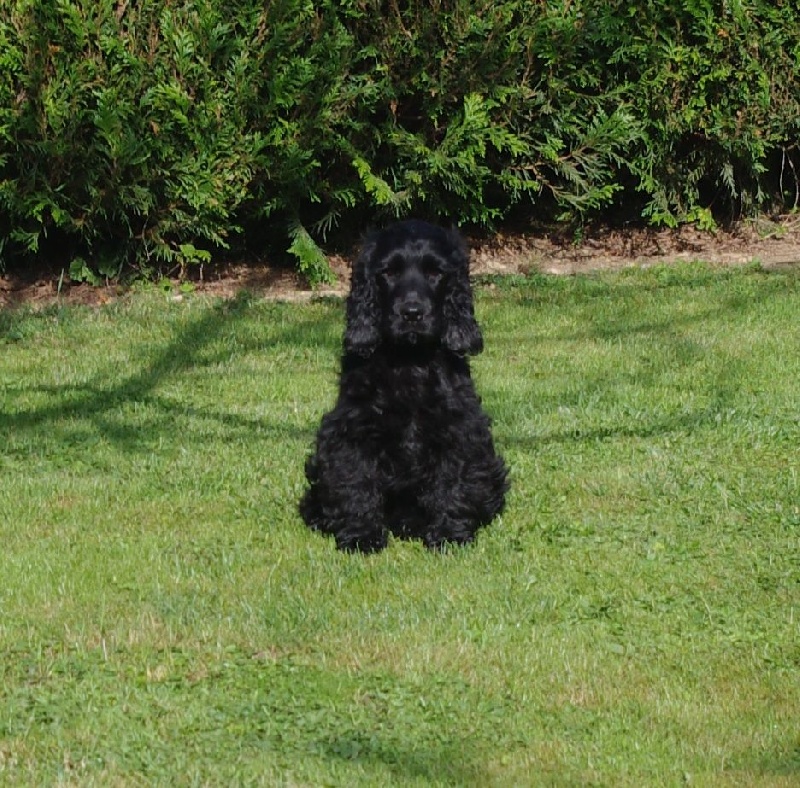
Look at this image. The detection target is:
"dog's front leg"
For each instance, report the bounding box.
[423,518,476,550]
[333,490,389,553]
[302,476,388,553]
[420,482,478,550]
[420,451,506,549]
[301,404,392,552]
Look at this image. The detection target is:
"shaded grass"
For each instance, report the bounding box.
[1,264,798,785]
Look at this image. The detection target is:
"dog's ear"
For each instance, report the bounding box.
[344,238,381,357]
[442,229,483,355]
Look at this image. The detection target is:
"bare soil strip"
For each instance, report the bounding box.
[2,218,798,309]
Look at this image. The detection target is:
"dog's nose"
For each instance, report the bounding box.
[401,304,424,323]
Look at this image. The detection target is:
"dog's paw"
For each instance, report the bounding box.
[336,529,389,554]
[423,525,475,551]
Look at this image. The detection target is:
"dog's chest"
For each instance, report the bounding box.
[372,409,437,477]
[372,368,451,457]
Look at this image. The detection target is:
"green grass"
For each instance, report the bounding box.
[1,264,798,786]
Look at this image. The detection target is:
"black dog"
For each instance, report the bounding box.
[300,220,508,552]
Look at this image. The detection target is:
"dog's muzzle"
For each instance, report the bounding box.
[400,302,425,323]
[390,296,435,342]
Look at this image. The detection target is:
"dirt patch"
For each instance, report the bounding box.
[472,216,800,276]
[2,217,798,309]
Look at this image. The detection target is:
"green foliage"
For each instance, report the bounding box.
[0,1,798,279]
[287,222,337,286]
[582,1,800,224]
[0,0,259,275]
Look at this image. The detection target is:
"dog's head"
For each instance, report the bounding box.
[344,220,483,357]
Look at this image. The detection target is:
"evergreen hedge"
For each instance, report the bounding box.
[1,1,798,282]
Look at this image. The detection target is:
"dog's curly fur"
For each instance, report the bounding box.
[300,220,508,552]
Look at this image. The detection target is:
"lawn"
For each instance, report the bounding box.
[1,263,798,786]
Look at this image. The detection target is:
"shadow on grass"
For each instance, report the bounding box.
[496,404,731,450]
[486,328,743,451]
[316,734,491,785]
[479,276,778,451]
[1,292,342,454]
[486,263,797,350]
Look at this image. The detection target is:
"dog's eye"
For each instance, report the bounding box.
[379,256,405,282]
[424,266,443,284]
[421,257,443,283]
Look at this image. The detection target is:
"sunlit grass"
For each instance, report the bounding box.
[1,264,798,785]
